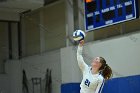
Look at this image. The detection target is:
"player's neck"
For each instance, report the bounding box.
[91,68,99,74]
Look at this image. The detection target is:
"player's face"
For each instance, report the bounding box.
[91,57,102,70]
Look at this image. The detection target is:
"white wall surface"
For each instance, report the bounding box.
[21,50,61,93]
[0,74,10,93]
[61,46,82,83]
[6,60,22,93]
[0,49,61,93]
[61,31,140,83]
[0,60,22,93]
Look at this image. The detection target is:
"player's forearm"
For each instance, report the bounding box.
[77,45,86,70]
[77,45,83,55]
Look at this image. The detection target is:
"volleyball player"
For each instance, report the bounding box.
[77,40,113,93]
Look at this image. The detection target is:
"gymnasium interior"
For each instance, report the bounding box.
[0,0,140,93]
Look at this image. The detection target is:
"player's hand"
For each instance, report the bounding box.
[79,40,84,47]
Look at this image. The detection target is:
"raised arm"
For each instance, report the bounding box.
[77,40,88,72]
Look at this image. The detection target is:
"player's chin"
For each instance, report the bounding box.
[91,64,96,68]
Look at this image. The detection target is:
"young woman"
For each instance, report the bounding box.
[77,40,112,93]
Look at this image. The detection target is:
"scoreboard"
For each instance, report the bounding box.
[84,0,139,32]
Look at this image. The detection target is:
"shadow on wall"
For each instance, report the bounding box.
[22,69,52,93]
[61,75,140,93]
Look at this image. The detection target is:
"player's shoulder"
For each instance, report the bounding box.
[82,65,90,73]
[98,74,104,83]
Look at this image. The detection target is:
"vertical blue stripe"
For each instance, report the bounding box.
[98,79,105,93]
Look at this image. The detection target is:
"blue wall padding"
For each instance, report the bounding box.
[61,83,80,93]
[102,75,140,93]
[61,75,140,93]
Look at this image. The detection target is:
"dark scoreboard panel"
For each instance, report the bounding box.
[84,0,139,32]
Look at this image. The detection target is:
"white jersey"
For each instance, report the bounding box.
[77,46,105,93]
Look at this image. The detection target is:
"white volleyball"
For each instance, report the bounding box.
[73,30,86,41]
